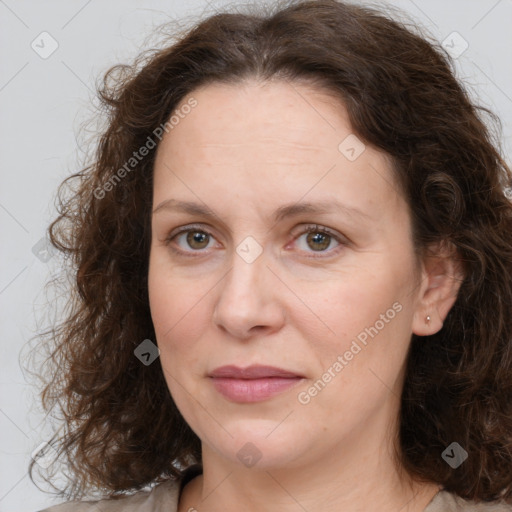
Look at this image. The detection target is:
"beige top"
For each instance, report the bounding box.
[38,467,512,512]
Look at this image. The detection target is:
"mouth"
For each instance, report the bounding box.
[209,364,304,379]
[208,365,305,403]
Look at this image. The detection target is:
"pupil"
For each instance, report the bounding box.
[308,232,329,251]
[188,231,208,248]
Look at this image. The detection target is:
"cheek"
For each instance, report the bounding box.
[295,259,413,385]
[148,271,211,414]
[297,296,410,426]
[148,247,201,326]
[148,256,208,360]
[294,264,400,338]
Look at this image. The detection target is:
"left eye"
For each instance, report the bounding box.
[293,226,342,254]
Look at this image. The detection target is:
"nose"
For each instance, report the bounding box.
[212,244,285,340]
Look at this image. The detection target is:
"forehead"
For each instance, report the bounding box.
[161,79,349,153]
[152,79,403,220]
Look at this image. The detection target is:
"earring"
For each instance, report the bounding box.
[425,315,431,324]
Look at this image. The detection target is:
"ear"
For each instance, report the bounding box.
[412,240,466,336]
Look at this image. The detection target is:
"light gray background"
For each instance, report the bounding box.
[1,1,511,510]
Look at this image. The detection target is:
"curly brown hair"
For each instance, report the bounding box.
[25,0,512,504]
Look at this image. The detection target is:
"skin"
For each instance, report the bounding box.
[148,79,464,512]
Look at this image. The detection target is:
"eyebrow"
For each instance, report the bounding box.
[152,198,372,223]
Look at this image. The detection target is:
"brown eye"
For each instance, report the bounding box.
[165,227,216,254]
[305,231,331,251]
[185,231,210,250]
[292,225,346,258]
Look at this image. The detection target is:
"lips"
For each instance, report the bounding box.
[209,365,303,379]
[208,365,305,403]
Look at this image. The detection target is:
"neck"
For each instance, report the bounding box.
[179,459,440,512]
[178,404,441,512]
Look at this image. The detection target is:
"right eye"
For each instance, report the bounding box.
[164,225,218,256]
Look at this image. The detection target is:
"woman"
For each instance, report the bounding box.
[31,0,512,511]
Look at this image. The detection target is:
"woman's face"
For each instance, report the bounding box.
[148,79,427,470]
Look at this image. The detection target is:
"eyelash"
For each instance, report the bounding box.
[163,224,347,259]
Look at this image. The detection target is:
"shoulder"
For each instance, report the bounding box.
[426,491,512,512]
[35,478,181,512]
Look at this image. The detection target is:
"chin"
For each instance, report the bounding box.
[203,423,311,470]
